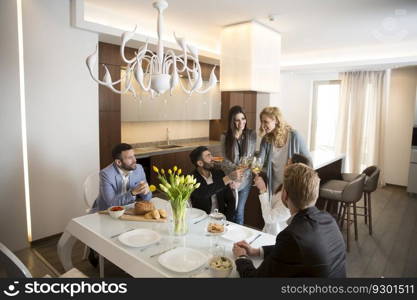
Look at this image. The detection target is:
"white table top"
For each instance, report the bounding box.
[310,149,345,170]
[65,198,276,278]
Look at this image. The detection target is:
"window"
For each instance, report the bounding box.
[310,80,341,152]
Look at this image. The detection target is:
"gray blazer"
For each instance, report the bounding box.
[92,163,152,211]
[258,130,311,199]
[219,129,257,191]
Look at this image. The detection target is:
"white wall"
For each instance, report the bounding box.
[0,0,29,251]
[384,66,417,186]
[22,0,99,240]
[275,71,339,147]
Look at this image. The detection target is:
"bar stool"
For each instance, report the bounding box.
[319,174,366,252]
[342,166,380,235]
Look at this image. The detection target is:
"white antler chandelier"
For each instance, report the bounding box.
[86,0,217,97]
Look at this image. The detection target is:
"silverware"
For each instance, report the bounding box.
[149,247,176,258]
[249,233,262,245]
[193,215,208,224]
[110,228,136,239]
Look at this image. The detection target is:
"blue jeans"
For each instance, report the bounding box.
[234,183,251,225]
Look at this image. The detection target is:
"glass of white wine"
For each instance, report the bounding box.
[251,157,263,175]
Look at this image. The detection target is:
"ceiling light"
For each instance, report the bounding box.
[85,0,217,97]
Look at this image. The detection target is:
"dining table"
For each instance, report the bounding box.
[57,197,276,278]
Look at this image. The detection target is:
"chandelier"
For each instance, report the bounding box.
[85,0,217,97]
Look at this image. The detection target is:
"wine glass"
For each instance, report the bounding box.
[251,157,263,175]
[238,156,252,169]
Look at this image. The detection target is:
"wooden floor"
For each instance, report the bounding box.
[1,185,416,278]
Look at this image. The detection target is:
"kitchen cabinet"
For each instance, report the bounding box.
[149,150,195,186]
[121,75,221,121]
[210,91,257,140]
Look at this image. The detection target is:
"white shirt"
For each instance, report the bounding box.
[259,191,291,236]
[117,167,132,194]
[258,199,292,259]
[201,172,219,213]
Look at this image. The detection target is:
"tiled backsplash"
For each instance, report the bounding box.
[122,120,210,144]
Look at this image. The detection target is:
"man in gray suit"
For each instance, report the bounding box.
[93,143,152,211]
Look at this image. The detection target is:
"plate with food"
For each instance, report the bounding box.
[158,247,209,273]
[118,228,161,248]
[205,223,228,236]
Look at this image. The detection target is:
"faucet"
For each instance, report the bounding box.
[166,128,170,145]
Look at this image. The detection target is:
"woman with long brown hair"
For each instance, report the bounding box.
[220,106,256,224]
[258,106,311,199]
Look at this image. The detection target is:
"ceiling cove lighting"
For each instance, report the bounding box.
[86,0,217,97]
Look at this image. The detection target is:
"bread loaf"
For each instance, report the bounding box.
[134,201,155,215]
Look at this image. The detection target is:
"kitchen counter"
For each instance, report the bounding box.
[134,140,221,159]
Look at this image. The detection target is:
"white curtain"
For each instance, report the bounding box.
[336,70,389,184]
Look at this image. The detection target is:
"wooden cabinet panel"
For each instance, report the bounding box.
[99,64,121,112]
[243,92,256,113]
[149,150,195,186]
[99,42,121,66]
[99,111,121,168]
[244,186,264,230]
[246,112,256,131]
[229,92,244,108]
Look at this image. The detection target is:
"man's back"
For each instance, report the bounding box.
[237,206,346,277]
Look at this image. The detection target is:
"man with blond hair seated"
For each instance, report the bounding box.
[232,163,346,277]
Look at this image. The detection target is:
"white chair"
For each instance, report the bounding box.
[0,243,32,278]
[83,171,100,212]
[0,242,86,278]
[82,171,105,277]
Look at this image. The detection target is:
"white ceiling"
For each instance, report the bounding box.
[83,0,417,67]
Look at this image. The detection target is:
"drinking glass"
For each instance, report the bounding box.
[251,157,263,175]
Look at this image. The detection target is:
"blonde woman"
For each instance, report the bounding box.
[258,107,311,199]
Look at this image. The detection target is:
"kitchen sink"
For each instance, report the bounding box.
[156,144,183,149]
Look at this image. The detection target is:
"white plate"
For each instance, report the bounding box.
[158,247,209,273]
[221,225,256,243]
[187,207,207,222]
[118,228,161,248]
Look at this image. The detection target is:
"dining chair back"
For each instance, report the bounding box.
[0,242,32,278]
[83,171,100,210]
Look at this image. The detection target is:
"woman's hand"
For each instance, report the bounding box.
[253,174,267,194]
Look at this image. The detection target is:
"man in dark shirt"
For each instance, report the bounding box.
[189,146,243,220]
[233,163,346,277]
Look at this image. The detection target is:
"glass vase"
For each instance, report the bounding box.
[170,201,188,236]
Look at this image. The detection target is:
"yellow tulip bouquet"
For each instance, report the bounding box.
[150,165,200,235]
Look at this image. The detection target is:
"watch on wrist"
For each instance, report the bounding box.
[130,190,136,197]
